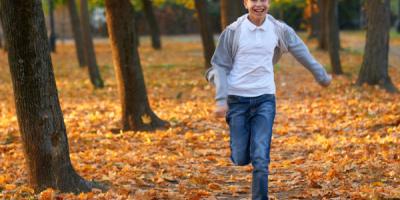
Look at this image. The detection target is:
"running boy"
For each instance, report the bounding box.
[205,0,332,199]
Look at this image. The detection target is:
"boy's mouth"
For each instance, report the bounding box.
[252,8,266,14]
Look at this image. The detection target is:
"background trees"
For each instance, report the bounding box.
[80,0,104,88]
[67,0,86,68]
[194,0,215,69]
[357,0,398,92]
[105,0,168,131]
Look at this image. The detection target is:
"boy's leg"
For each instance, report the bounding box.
[249,95,276,200]
[226,96,251,166]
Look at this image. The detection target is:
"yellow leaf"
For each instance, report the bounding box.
[39,188,55,200]
[141,114,152,124]
[207,183,222,190]
[0,175,6,184]
[4,184,16,190]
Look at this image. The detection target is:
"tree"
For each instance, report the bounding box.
[357,0,398,93]
[220,0,245,29]
[142,0,161,50]
[324,0,342,74]
[318,0,328,50]
[67,0,86,67]
[48,0,56,52]
[0,0,94,193]
[0,19,3,49]
[304,0,320,39]
[194,0,215,69]
[397,0,400,32]
[80,0,104,88]
[104,0,168,131]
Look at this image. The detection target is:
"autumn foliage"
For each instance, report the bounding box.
[0,33,399,199]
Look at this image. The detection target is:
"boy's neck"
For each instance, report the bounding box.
[247,15,266,27]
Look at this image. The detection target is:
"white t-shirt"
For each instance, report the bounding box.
[227,17,278,97]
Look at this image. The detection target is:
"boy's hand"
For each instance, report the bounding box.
[214,104,228,118]
[320,74,332,87]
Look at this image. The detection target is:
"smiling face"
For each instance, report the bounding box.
[244,0,270,26]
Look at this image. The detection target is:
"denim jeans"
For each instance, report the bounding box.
[226,94,276,200]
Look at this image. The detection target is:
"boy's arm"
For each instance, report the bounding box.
[205,29,234,107]
[283,24,332,86]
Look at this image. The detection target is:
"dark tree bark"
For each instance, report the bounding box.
[0,14,7,51]
[104,0,168,131]
[80,0,104,88]
[397,0,400,32]
[141,0,161,50]
[220,0,244,29]
[325,0,343,74]
[318,0,328,50]
[194,0,215,69]
[48,0,56,52]
[0,0,93,193]
[306,0,320,39]
[357,0,398,93]
[0,22,3,49]
[134,11,140,47]
[67,0,86,67]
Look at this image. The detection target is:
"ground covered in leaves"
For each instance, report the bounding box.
[0,32,399,199]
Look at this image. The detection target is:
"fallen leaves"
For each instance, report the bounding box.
[0,34,399,199]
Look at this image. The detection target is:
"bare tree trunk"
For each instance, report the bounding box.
[141,0,161,50]
[105,0,168,131]
[357,0,398,93]
[134,11,140,47]
[306,0,320,39]
[0,14,7,51]
[397,0,400,32]
[194,0,215,69]
[220,0,243,29]
[48,0,56,52]
[0,22,3,49]
[67,0,86,67]
[0,0,93,193]
[80,0,104,88]
[325,0,343,74]
[318,0,328,50]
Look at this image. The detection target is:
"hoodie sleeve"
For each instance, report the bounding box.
[205,29,234,106]
[283,24,332,86]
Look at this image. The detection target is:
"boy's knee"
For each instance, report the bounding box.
[231,155,251,166]
[252,159,269,172]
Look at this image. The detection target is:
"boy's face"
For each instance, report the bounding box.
[244,0,269,22]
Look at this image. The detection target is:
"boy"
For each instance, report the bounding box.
[205,0,332,199]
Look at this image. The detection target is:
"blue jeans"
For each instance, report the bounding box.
[226,94,276,200]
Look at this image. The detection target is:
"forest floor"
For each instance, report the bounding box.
[0,31,399,199]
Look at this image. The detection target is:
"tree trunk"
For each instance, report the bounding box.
[134,11,140,47]
[325,0,343,74]
[0,0,93,193]
[48,0,56,52]
[318,0,328,50]
[67,0,86,67]
[104,0,168,131]
[0,22,3,49]
[357,0,398,93]
[305,0,320,39]
[194,0,215,69]
[80,0,104,88]
[397,0,400,32]
[141,0,161,50]
[220,0,243,29]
